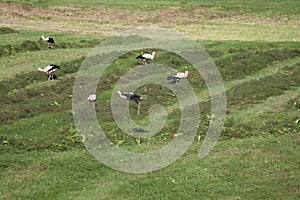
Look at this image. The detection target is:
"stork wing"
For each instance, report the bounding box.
[122,92,134,99]
[174,72,185,78]
[43,65,53,72]
[142,54,152,59]
[47,65,60,73]
[122,92,134,95]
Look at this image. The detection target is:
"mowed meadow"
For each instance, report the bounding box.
[0,0,300,199]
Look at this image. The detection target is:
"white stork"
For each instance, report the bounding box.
[115,91,146,116]
[40,35,55,49]
[38,64,60,81]
[87,93,97,109]
[167,71,190,83]
[136,51,156,65]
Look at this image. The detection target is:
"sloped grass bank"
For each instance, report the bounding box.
[0,39,101,57]
[1,41,299,154]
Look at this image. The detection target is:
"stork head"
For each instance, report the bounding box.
[152,51,157,57]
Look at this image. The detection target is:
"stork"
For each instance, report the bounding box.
[167,71,190,83]
[87,93,97,109]
[136,51,156,65]
[38,64,60,81]
[40,35,55,49]
[114,91,146,116]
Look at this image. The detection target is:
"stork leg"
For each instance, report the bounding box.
[137,103,141,116]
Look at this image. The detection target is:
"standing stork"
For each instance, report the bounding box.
[87,93,97,109]
[115,91,146,116]
[136,51,156,65]
[40,35,55,49]
[38,64,60,81]
[167,71,190,83]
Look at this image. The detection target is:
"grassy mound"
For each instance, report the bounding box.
[0,27,19,34]
[0,39,101,57]
[1,41,299,153]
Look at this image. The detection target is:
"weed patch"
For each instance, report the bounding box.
[227,64,300,108]
[0,113,83,153]
[0,39,101,57]
[0,27,19,34]
[217,49,300,81]
[0,56,85,124]
[288,95,300,111]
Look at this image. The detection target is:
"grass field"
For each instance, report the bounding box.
[0,0,300,199]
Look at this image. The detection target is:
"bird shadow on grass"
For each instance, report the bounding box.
[132,128,149,133]
[167,79,180,84]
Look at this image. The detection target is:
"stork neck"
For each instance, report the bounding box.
[117,91,124,98]
[152,52,156,58]
[41,36,47,41]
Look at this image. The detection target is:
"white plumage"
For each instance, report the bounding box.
[87,93,97,109]
[87,94,96,102]
[167,71,190,83]
[38,64,60,81]
[136,51,156,65]
[40,35,55,49]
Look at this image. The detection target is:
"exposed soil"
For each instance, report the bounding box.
[0,2,298,39]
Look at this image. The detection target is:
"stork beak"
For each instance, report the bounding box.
[188,73,191,77]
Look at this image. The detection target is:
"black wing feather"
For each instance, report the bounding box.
[136,55,145,59]
[47,64,60,73]
[47,38,55,44]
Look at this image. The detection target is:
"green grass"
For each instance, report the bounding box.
[1,38,299,198]
[0,38,300,199]
[0,0,300,199]
[0,30,89,45]
[1,133,299,199]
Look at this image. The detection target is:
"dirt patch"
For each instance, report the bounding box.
[0,2,298,40]
[1,3,294,26]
